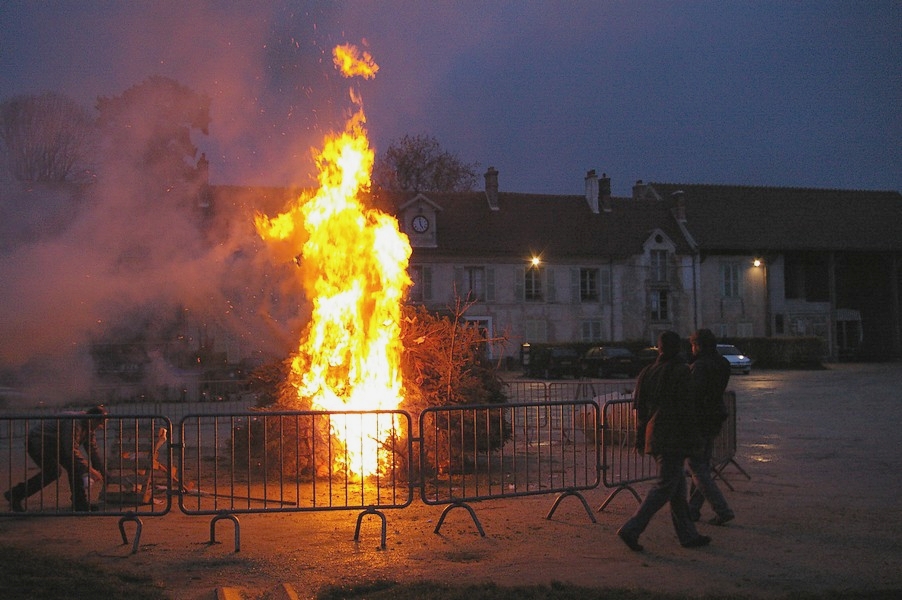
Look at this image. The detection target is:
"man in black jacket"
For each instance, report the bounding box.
[617,331,710,551]
[4,405,108,512]
[687,329,735,525]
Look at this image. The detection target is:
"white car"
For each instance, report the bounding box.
[717,344,752,374]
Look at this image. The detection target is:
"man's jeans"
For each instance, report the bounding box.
[688,437,733,520]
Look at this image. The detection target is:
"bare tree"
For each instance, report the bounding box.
[96,76,210,193]
[0,92,94,182]
[373,133,478,193]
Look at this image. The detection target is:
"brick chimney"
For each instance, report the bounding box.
[671,190,686,222]
[600,172,612,212]
[632,179,647,199]
[485,166,499,211]
[585,169,599,213]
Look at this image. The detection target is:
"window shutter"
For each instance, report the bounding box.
[453,267,463,301]
[515,267,525,302]
[485,267,495,302]
[570,268,580,303]
[600,268,611,305]
[422,266,433,301]
[546,269,556,303]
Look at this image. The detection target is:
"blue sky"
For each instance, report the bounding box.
[1,0,899,196]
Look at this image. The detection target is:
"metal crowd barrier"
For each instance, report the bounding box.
[711,391,749,489]
[595,390,743,511]
[1,385,744,554]
[177,410,413,550]
[0,414,173,553]
[419,399,600,535]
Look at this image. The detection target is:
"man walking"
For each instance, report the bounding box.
[617,331,710,551]
[687,329,735,525]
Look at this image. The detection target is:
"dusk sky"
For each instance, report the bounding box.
[2,1,899,197]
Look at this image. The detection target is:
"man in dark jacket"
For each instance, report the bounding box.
[687,329,735,525]
[4,406,108,512]
[617,331,710,551]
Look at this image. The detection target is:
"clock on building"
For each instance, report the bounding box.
[411,215,430,233]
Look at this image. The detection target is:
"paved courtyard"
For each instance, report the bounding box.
[1,363,901,599]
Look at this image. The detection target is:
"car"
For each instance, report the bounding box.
[579,346,640,378]
[717,344,752,374]
[634,346,659,371]
[526,346,581,379]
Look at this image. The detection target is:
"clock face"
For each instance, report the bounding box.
[412,215,429,233]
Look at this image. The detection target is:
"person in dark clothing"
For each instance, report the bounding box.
[617,331,711,551]
[4,405,108,512]
[687,329,735,525]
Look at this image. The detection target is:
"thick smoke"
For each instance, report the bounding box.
[0,2,351,406]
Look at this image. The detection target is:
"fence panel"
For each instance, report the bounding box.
[548,381,635,404]
[1,414,173,517]
[502,381,548,403]
[177,410,413,516]
[419,400,600,505]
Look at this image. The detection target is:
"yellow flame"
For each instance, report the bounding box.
[256,44,409,478]
[333,44,379,79]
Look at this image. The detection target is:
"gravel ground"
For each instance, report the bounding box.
[2,363,901,599]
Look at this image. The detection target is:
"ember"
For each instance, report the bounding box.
[255,44,411,478]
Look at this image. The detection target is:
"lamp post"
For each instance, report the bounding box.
[754,257,770,336]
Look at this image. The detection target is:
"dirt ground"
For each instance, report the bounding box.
[2,363,902,599]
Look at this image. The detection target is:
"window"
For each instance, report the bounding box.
[464,317,493,359]
[523,319,547,343]
[408,265,432,302]
[579,268,598,302]
[650,289,669,321]
[525,266,543,301]
[581,320,603,342]
[454,266,494,302]
[737,322,753,337]
[650,250,668,282]
[464,266,486,302]
[722,263,740,298]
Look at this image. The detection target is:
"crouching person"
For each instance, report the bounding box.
[5,405,108,512]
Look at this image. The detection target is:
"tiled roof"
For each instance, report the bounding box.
[649,183,902,252]
[211,182,902,256]
[385,191,695,260]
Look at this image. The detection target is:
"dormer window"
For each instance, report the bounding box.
[650,249,668,282]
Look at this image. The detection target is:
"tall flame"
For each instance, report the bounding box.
[255,45,411,477]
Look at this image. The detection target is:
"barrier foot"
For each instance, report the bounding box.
[117,512,143,555]
[546,489,597,523]
[434,501,485,537]
[725,458,751,480]
[209,511,241,552]
[596,485,641,512]
[354,506,387,550]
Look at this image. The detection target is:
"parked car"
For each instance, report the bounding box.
[635,346,659,371]
[717,344,752,374]
[526,346,581,379]
[580,346,639,378]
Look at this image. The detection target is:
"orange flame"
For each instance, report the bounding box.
[255,44,410,478]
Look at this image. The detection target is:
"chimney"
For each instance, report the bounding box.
[484,166,499,211]
[600,172,612,212]
[584,169,599,213]
[671,190,686,222]
[632,179,647,200]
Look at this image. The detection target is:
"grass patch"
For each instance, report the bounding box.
[0,545,166,600]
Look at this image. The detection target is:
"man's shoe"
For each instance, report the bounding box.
[681,535,712,548]
[4,489,24,513]
[617,528,644,552]
[710,513,735,526]
[73,502,101,512]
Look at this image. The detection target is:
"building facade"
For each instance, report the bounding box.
[392,172,902,362]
